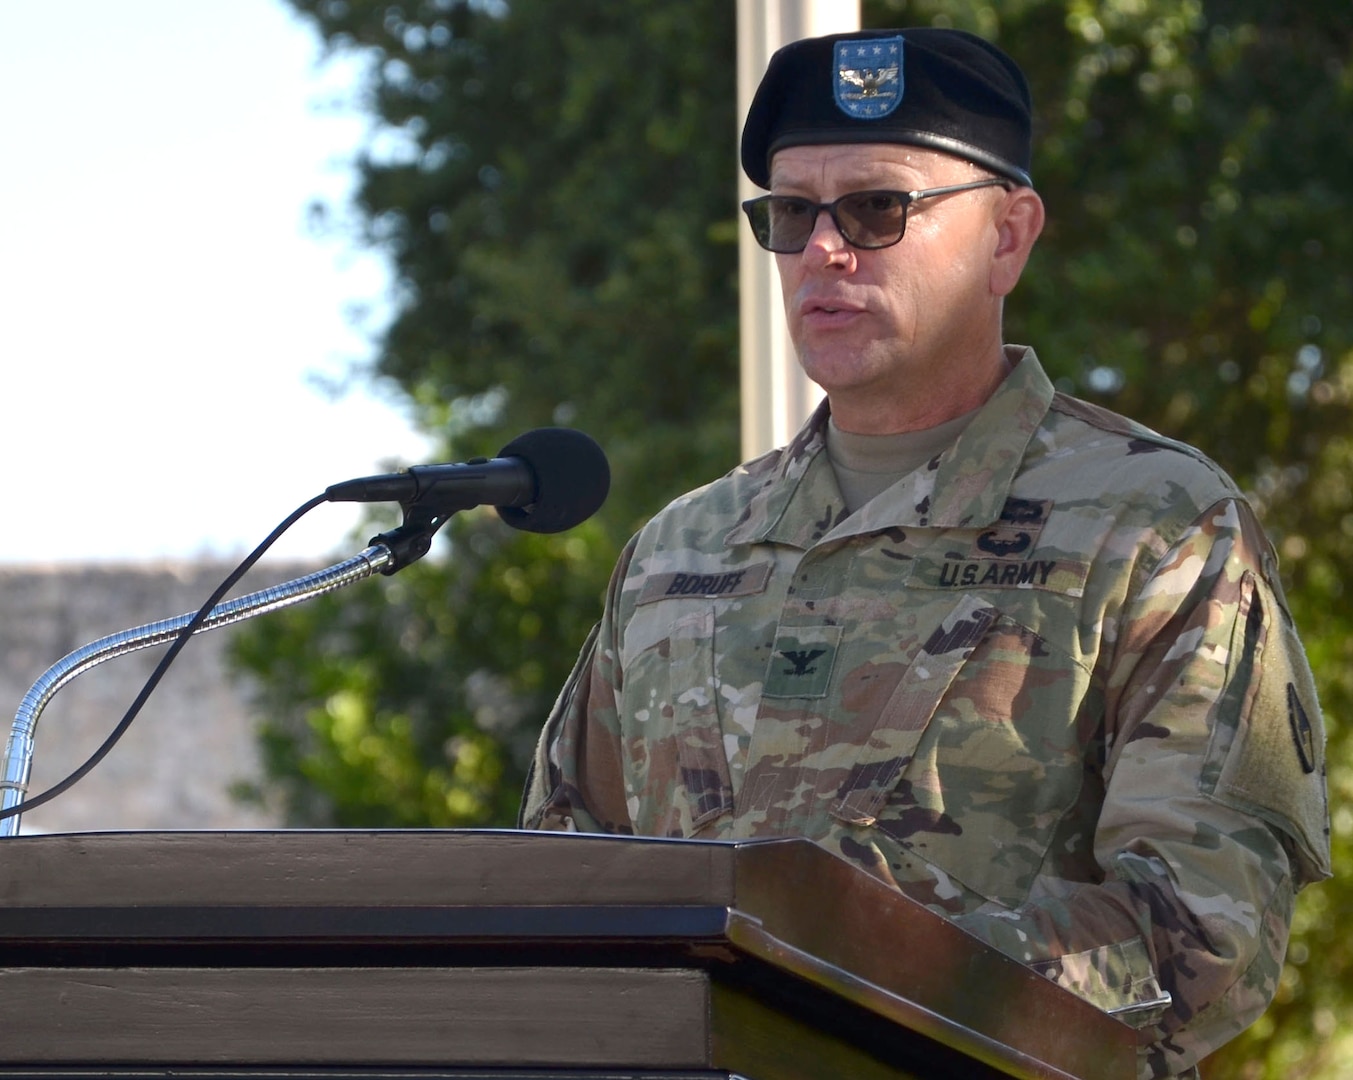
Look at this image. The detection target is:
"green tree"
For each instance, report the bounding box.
[233,0,742,828]
[234,1,1349,1073]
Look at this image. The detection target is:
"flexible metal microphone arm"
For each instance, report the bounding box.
[0,427,610,839]
[0,543,396,837]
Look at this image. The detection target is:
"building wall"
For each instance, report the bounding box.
[0,560,327,835]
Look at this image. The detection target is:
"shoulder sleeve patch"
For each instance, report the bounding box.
[1205,571,1332,887]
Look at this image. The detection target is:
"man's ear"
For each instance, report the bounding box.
[991,188,1045,297]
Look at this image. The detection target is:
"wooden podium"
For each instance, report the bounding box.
[0,830,1134,1078]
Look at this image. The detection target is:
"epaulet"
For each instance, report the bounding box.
[1048,391,1159,441]
[1048,391,1246,503]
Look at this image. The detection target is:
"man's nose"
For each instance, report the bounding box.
[804,207,854,265]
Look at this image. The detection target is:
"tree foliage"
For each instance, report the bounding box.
[234,1,1350,1074]
[234,0,742,826]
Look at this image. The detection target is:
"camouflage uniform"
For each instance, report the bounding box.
[521,346,1331,1078]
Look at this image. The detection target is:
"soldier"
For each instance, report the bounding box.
[520,27,1331,1079]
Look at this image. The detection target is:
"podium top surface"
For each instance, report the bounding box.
[0,829,1135,1079]
[2,828,739,907]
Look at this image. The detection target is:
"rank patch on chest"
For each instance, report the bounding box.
[764,625,842,699]
[636,561,773,605]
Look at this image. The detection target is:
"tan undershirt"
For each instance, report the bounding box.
[826,408,980,514]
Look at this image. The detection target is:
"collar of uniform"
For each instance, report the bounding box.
[916,344,1053,529]
[724,345,1054,546]
[723,398,838,548]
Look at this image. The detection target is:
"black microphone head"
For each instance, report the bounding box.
[494,427,610,534]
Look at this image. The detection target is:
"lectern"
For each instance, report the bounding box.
[0,830,1134,1078]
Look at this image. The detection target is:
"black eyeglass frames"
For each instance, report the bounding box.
[741,177,1012,254]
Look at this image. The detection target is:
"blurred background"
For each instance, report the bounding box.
[0,0,430,565]
[1,2,1347,1076]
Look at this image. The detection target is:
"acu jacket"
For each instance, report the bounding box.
[521,347,1331,1079]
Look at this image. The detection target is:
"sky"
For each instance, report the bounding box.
[0,0,434,566]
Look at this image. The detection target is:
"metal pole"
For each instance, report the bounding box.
[736,0,860,461]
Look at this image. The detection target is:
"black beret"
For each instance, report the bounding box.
[741,28,1033,189]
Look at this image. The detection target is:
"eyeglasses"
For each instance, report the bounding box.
[741,178,1012,254]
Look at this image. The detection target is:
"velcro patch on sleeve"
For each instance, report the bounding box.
[1207,572,1332,886]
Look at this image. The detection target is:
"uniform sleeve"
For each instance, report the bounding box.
[518,536,636,833]
[952,498,1331,1078]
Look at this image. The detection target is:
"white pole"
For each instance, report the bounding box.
[736,0,860,461]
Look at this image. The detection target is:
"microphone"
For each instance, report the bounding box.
[325,427,610,534]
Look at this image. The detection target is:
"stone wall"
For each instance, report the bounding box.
[0,560,326,835]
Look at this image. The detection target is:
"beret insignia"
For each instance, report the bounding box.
[834,36,904,120]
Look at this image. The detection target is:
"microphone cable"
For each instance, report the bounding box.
[0,492,328,825]
[0,425,610,827]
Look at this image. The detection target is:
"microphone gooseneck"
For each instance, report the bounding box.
[0,428,610,836]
